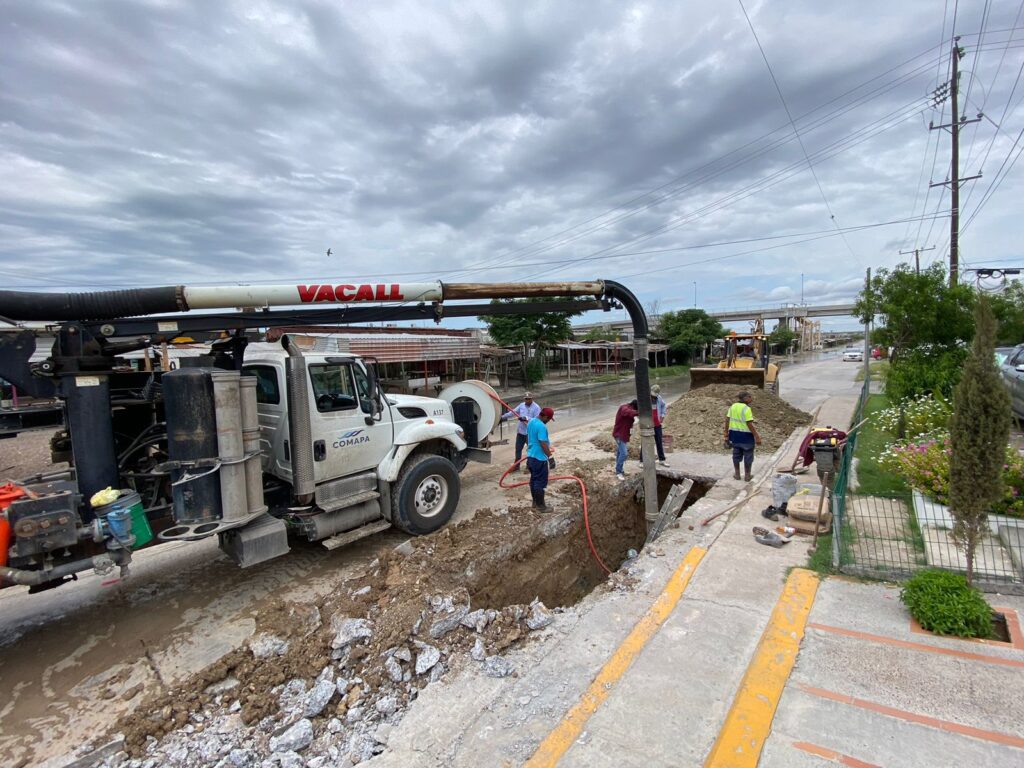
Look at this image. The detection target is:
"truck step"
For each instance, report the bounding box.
[321,519,392,551]
[318,489,380,513]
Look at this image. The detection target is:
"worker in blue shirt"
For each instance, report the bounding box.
[501,392,541,471]
[526,407,556,511]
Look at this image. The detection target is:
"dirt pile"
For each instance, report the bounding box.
[114,467,645,766]
[592,384,811,457]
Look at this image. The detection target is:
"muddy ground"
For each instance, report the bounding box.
[0,393,678,768]
[105,462,647,766]
[592,383,811,457]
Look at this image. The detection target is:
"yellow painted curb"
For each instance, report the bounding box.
[524,546,708,768]
[704,568,820,768]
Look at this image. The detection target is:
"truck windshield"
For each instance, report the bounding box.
[309,364,358,412]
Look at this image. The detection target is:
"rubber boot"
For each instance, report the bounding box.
[733,466,741,480]
[533,490,548,513]
[745,467,753,482]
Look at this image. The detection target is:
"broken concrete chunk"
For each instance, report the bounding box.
[429,662,446,683]
[277,679,308,715]
[330,618,373,650]
[394,540,415,557]
[429,604,469,638]
[204,677,240,696]
[373,723,393,745]
[384,656,403,684]
[393,647,412,663]
[350,585,371,598]
[374,696,397,716]
[345,706,364,725]
[460,608,490,632]
[227,748,254,768]
[470,637,486,662]
[327,717,343,734]
[526,600,554,631]
[482,655,515,678]
[268,719,313,753]
[303,678,336,718]
[249,633,290,660]
[414,642,441,675]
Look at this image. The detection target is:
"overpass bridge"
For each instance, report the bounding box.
[574,302,856,336]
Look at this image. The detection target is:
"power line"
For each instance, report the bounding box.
[737,0,857,261]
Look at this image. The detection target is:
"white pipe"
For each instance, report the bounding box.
[183,282,443,309]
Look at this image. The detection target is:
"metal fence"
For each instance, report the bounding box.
[831,379,1024,592]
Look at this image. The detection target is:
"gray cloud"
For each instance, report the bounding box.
[1,0,1022,334]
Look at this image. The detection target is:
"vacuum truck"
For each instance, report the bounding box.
[0,279,660,592]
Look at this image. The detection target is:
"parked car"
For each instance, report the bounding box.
[842,347,864,362]
[999,344,1024,418]
[995,346,1015,366]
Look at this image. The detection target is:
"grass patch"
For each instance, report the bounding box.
[855,360,889,381]
[806,533,835,575]
[583,364,690,384]
[853,394,910,498]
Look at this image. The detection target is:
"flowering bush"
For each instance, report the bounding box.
[878,431,951,500]
[872,394,953,440]
[878,431,1024,518]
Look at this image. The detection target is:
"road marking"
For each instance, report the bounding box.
[809,622,1024,668]
[704,568,820,768]
[523,546,707,768]
[792,741,881,767]
[800,684,1024,749]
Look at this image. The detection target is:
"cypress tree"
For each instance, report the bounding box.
[949,295,1011,584]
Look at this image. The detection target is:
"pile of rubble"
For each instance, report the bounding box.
[96,472,644,768]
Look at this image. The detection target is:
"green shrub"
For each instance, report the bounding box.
[524,359,545,385]
[900,569,994,638]
[887,348,968,401]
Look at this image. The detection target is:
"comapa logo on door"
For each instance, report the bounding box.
[333,429,370,448]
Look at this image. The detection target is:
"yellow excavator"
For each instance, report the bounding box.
[689,321,780,393]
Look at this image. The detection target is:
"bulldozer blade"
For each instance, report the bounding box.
[688,367,768,390]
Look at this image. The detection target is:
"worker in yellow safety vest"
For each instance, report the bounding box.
[723,391,762,481]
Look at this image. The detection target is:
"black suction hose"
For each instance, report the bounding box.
[0,286,184,321]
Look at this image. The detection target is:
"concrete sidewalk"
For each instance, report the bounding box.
[374,391,859,766]
[761,579,1024,767]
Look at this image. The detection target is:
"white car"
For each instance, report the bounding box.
[842,348,864,362]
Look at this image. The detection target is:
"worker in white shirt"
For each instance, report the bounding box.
[501,392,541,471]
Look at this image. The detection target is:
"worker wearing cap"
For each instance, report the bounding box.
[526,407,555,512]
[502,392,541,471]
[723,391,761,481]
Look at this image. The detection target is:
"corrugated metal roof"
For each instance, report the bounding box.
[287,333,479,363]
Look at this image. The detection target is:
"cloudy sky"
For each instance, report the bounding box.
[2,0,1023,331]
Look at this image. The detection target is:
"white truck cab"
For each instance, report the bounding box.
[240,342,494,542]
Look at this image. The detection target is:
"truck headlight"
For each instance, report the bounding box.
[456,428,465,440]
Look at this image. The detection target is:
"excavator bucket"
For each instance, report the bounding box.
[688,366,769,391]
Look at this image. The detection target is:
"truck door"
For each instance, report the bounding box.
[242,363,290,478]
[307,360,393,483]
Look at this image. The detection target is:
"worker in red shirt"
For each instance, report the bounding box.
[612,399,638,481]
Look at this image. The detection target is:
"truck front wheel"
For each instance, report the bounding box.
[391,453,461,535]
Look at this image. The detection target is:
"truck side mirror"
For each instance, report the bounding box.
[363,363,382,424]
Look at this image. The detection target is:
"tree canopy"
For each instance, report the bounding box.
[988,280,1024,346]
[768,324,798,351]
[854,263,974,363]
[480,298,584,351]
[656,309,725,361]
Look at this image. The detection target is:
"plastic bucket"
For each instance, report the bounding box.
[96,491,153,549]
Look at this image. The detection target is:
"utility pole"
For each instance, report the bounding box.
[899,246,936,275]
[930,37,981,287]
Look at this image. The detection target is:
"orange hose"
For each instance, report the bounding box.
[488,392,611,575]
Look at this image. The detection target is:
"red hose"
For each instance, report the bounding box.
[488,392,611,575]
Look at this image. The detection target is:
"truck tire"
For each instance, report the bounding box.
[391,453,461,535]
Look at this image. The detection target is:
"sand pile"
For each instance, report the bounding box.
[592,383,811,457]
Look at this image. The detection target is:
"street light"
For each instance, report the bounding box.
[801,273,805,304]
[693,281,697,308]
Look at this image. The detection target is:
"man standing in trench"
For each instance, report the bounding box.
[723,391,761,481]
[526,407,556,511]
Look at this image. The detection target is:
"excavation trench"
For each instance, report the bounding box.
[117,467,710,755]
